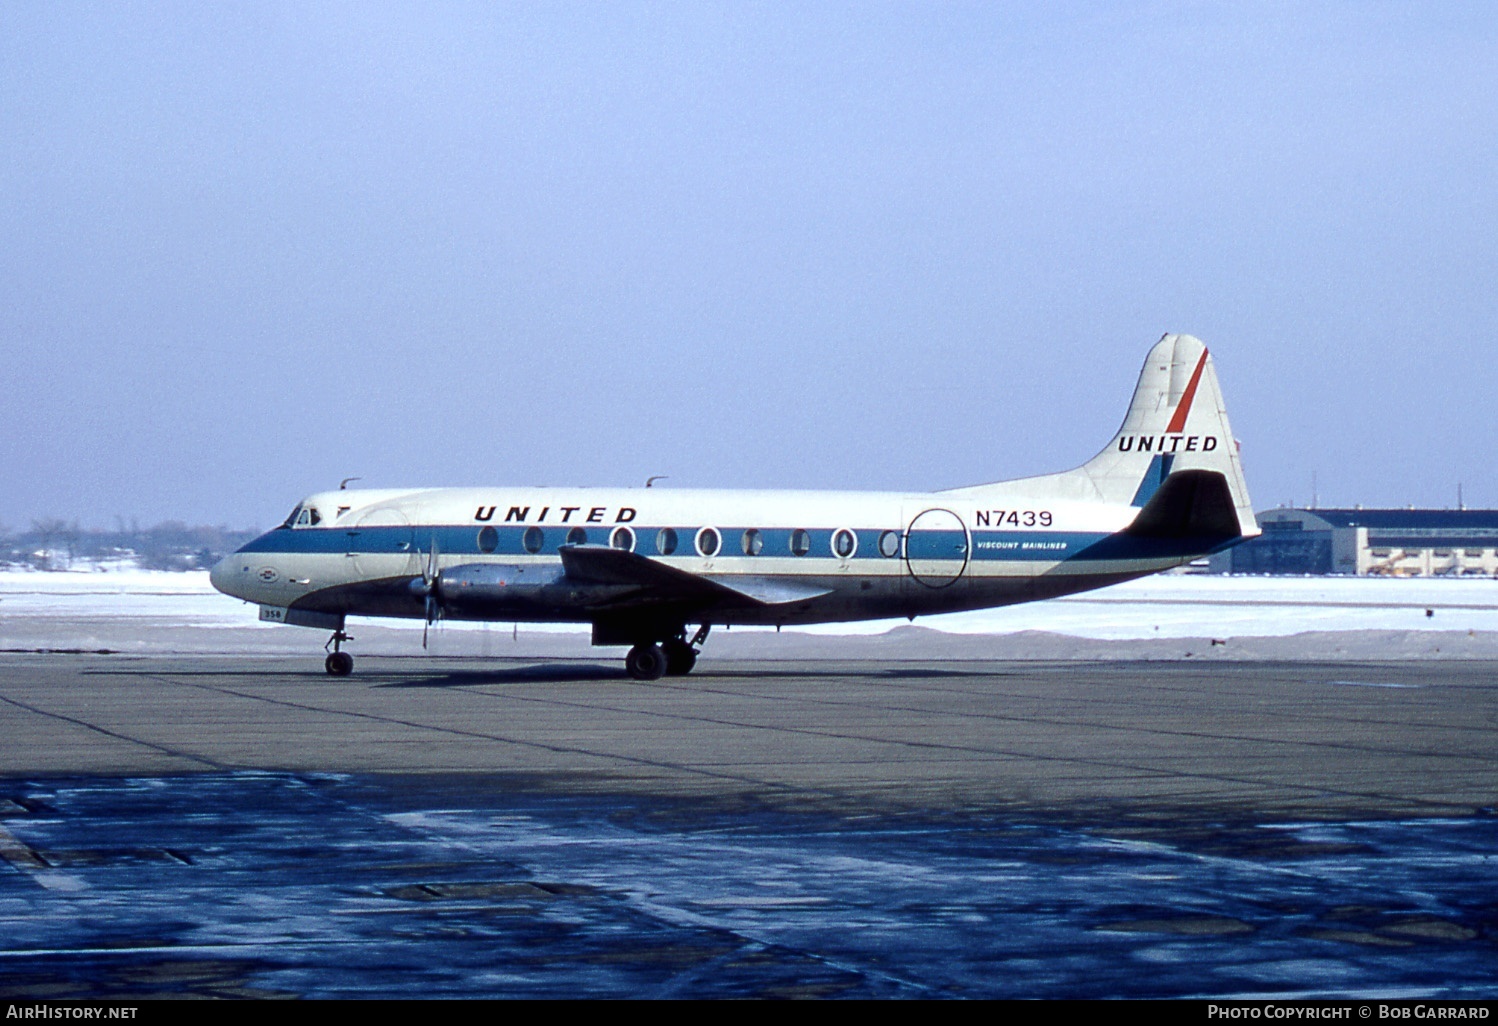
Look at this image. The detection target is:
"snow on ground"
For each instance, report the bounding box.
[0,566,245,628]
[2,566,1495,641]
[806,573,1498,639]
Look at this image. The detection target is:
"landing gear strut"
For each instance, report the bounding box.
[324,629,354,677]
[661,639,696,676]
[665,624,710,676]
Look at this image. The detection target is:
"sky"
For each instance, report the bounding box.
[4,2,1496,531]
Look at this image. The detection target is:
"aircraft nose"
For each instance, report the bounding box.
[209,554,244,599]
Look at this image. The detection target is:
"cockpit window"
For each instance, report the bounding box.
[283,504,322,529]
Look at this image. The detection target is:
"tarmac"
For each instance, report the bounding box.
[2,652,1497,998]
[2,653,1496,818]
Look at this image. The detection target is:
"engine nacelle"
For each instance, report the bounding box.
[420,562,633,618]
[436,562,566,601]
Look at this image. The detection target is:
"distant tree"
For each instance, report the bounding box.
[11,518,258,571]
[30,518,71,570]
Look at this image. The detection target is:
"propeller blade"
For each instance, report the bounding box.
[421,536,442,652]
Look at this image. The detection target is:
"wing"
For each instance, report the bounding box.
[558,545,833,607]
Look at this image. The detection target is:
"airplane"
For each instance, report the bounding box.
[210,333,1258,679]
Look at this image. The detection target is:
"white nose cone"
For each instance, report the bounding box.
[209,554,243,600]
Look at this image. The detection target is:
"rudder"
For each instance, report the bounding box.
[1081,334,1255,534]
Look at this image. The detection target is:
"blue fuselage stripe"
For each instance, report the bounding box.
[234,525,1219,563]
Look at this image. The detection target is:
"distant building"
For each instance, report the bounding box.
[1211,508,1498,576]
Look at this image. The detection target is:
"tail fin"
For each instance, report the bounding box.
[947,334,1258,538]
[1082,334,1253,515]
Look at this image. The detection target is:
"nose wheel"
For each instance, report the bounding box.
[324,630,354,676]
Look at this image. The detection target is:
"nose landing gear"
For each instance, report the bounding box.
[324,629,354,676]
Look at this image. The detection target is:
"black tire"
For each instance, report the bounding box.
[662,640,697,676]
[625,643,667,681]
[325,651,354,677]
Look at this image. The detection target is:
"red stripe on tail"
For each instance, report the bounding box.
[1164,350,1209,434]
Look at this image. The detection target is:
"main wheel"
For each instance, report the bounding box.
[325,651,354,676]
[625,643,667,681]
[662,639,697,676]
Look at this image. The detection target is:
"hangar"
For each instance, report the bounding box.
[1213,508,1498,576]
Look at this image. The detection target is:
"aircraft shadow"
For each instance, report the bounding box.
[374,663,626,688]
[74,663,628,686]
[376,663,990,688]
[81,661,1002,686]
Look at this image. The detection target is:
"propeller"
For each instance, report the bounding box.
[420,536,441,650]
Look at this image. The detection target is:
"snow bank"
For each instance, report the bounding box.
[2,569,1494,645]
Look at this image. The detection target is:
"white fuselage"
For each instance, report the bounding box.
[211,483,1199,629]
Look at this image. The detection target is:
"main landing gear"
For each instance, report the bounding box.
[625,625,709,681]
[324,629,354,677]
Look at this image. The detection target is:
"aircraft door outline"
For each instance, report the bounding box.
[904,507,970,588]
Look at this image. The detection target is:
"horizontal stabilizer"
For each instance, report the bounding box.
[558,545,831,607]
[1126,470,1241,540]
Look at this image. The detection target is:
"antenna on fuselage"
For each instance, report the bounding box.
[646,475,667,488]
[339,477,362,490]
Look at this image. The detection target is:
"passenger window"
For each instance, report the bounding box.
[523,526,544,554]
[566,527,588,546]
[742,529,763,556]
[833,529,856,559]
[611,526,635,552]
[478,526,498,554]
[656,528,678,556]
[696,527,720,557]
[790,529,810,556]
[878,530,900,558]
